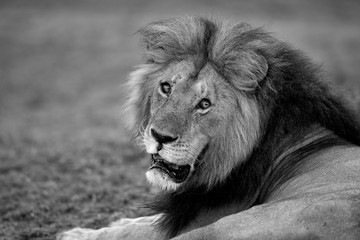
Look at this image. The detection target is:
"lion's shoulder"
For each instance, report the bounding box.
[268,145,360,202]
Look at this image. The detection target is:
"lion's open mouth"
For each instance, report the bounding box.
[149,154,191,183]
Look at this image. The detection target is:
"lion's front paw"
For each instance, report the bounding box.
[57,228,96,240]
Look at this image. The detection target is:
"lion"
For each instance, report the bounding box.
[58,17,360,240]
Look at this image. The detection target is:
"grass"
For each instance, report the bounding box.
[0,1,359,239]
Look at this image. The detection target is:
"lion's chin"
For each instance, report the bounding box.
[146,169,182,191]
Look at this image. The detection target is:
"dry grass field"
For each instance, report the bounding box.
[1,0,360,239]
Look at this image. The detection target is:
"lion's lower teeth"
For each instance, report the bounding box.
[150,154,191,182]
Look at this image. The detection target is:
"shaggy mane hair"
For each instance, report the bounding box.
[126,16,360,238]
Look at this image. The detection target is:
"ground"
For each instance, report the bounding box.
[0,0,360,239]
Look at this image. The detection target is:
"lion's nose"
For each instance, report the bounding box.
[151,128,178,145]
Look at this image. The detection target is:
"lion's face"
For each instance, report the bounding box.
[125,17,268,191]
[128,60,260,191]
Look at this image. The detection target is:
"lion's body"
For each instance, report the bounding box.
[58,17,360,240]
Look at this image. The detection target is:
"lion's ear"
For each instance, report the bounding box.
[240,50,268,83]
[219,50,268,91]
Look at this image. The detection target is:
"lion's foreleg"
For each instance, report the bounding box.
[57,225,164,240]
[57,215,166,240]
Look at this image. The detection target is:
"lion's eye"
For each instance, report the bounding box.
[160,82,171,95]
[198,99,211,110]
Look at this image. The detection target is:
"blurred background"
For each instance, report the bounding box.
[0,0,359,239]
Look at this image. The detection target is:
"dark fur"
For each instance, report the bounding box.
[138,17,360,238]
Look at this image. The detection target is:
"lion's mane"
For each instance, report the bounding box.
[124,17,360,237]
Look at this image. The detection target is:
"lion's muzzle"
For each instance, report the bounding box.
[150,128,178,151]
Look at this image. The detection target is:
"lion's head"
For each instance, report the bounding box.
[124,17,278,191]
